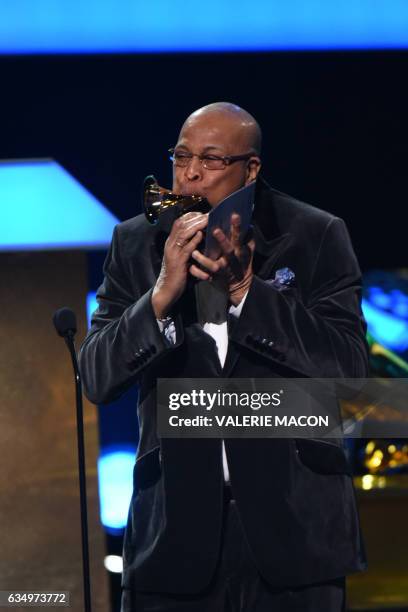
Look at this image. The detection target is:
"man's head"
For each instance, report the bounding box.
[172,102,262,207]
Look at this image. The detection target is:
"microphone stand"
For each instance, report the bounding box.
[64,331,92,612]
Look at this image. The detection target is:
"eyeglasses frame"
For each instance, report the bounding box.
[168,147,256,170]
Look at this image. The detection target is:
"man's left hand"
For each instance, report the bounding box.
[189,213,255,306]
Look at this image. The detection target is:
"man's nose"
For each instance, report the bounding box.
[184,155,203,181]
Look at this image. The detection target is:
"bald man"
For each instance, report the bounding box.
[79,103,368,611]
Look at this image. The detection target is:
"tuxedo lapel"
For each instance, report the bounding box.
[252,228,293,279]
[150,230,166,279]
[222,178,294,377]
[222,232,292,378]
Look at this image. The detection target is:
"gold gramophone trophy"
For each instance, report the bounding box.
[143,175,210,224]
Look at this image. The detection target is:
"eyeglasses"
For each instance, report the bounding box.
[168,148,254,170]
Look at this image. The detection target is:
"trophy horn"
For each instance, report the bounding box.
[143,175,209,225]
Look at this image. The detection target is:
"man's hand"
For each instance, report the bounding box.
[152,212,208,318]
[189,213,255,306]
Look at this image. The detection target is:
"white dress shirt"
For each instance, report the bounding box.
[157,291,249,483]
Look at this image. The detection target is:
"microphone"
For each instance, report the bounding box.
[53,307,77,338]
[53,307,92,612]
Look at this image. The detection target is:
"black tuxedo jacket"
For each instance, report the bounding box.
[79,177,369,594]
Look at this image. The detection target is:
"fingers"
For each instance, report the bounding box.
[230,213,241,249]
[189,263,211,281]
[182,230,204,257]
[212,213,241,256]
[177,213,208,234]
[247,238,255,253]
[212,227,234,256]
[170,213,208,250]
[189,249,229,281]
[182,211,206,222]
[191,249,227,274]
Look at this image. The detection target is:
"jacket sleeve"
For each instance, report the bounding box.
[78,225,183,404]
[231,217,369,378]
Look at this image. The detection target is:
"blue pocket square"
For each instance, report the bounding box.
[268,267,296,290]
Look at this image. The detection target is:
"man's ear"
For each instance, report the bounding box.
[245,157,261,184]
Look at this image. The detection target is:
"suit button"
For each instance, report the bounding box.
[150,345,157,354]
[259,338,267,352]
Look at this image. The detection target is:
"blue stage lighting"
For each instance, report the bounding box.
[87,292,98,329]
[362,297,408,353]
[369,287,392,310]
[0,160,119,251]
[97,447,136,533]
[1,0,408,53]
